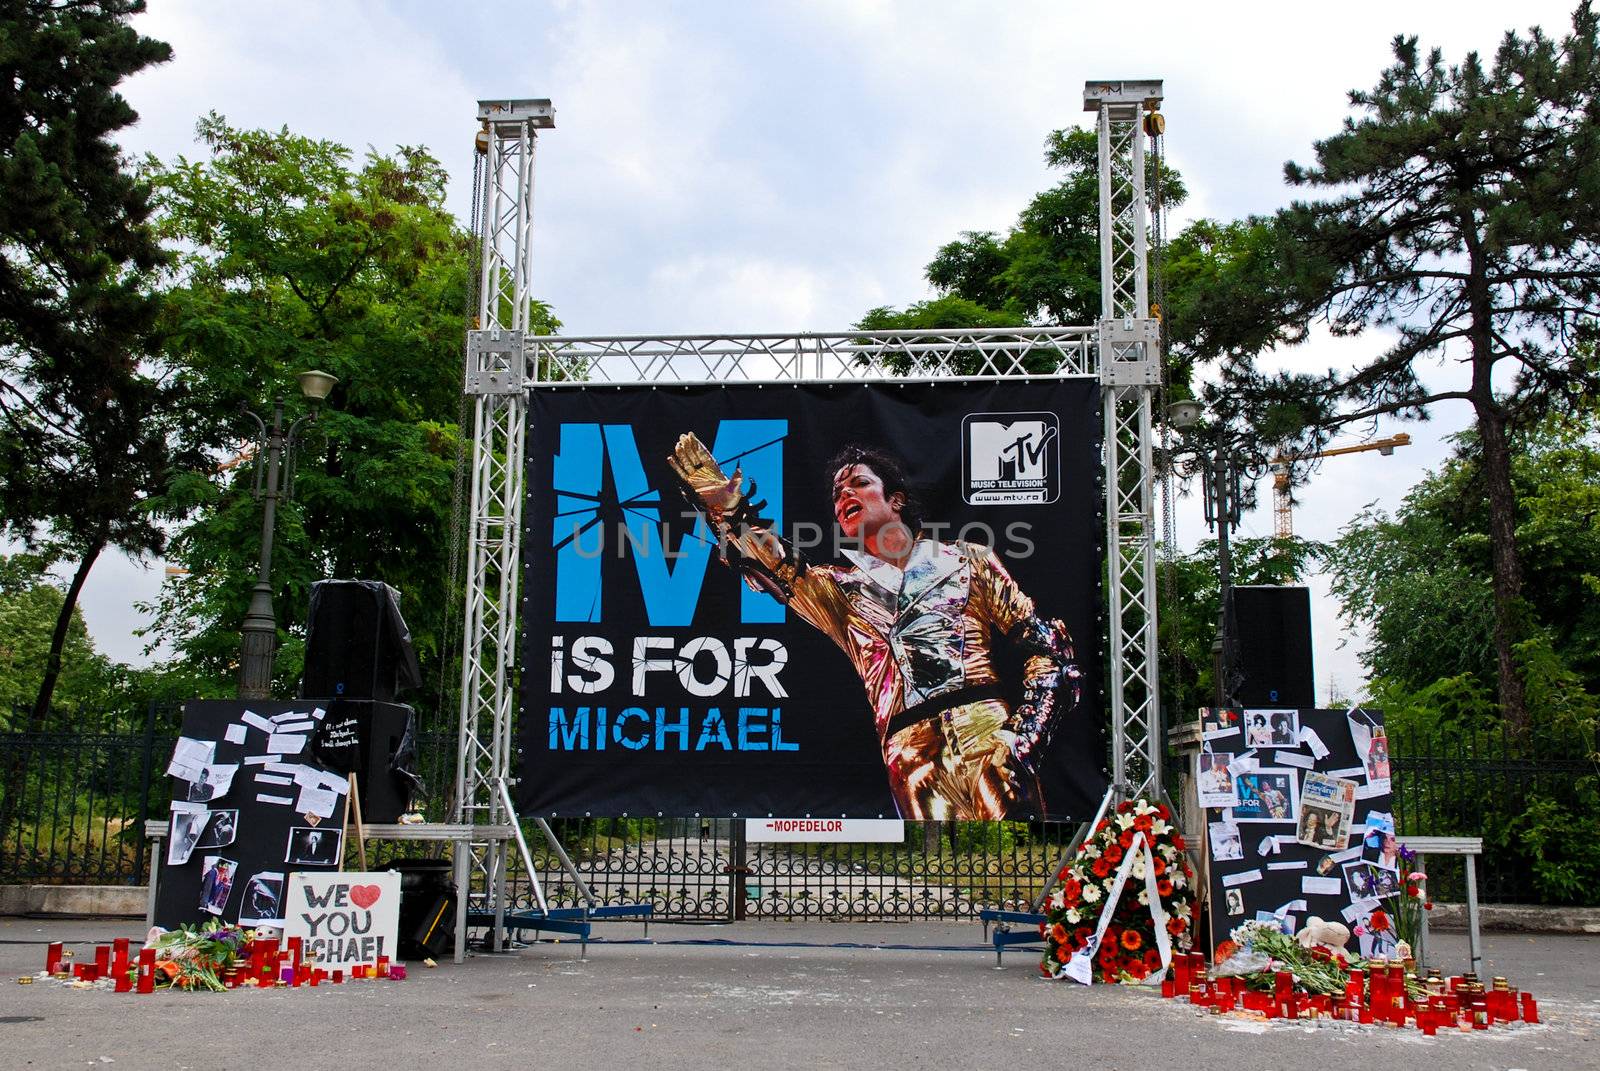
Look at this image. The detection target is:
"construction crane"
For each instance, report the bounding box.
[1272,433,1412,537]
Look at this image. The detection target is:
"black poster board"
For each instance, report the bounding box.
[1200,706,1393,957]
[154,700,350,930]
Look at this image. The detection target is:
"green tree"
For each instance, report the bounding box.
[1324,414,1600,696]
[1220,7,1600,728]
[0,554,121,726]
[143,117,558,709]
[0,0,175,724]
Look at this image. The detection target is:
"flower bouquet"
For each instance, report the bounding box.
[140,922,257,992]
[1041,798,1197,982]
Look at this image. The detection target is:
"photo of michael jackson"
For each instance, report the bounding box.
[669,433,1082,820]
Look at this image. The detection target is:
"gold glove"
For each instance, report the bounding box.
[667,432,746,524]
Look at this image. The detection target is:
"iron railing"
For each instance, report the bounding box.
[1388,722,1598,906]
[4,715,1595,911]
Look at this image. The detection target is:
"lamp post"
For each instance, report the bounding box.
[237,370,338,700]
[1163,399,1268,710]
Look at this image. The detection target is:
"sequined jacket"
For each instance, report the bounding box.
[718,526,1079,748]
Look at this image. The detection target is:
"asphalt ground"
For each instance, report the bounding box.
[1,917,1596,1070]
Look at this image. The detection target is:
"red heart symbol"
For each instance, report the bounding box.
[350,884,381,909]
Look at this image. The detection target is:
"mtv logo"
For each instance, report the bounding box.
[962,412,1061,505]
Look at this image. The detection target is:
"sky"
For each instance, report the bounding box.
[59,0,1583,703]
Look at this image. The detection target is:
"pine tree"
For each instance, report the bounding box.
[1231,5,1600,728]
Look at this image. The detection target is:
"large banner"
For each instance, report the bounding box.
[519,380,1106,820]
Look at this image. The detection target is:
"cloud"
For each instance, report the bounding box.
[68,0,1580,684]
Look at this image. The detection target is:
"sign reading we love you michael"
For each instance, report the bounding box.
[283,871,401,969]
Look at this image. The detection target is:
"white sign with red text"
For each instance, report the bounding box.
[745,818,905,843]
[283,871,400,969]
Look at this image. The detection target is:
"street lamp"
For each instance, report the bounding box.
[1161,400,1269,710]
[237,370,338,699]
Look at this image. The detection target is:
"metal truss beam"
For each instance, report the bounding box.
[454,80,1169,927]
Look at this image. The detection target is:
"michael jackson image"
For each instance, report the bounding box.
[669,433,1081,820]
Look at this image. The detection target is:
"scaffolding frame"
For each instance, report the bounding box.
[452,81,1167,930]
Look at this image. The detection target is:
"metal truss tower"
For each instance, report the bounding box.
[454,99,554,925]
[453,82,1167,923]
[1086,79,1165,797]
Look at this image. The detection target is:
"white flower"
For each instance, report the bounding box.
[1137,889,1149,905]
[1117,814,1135,829]
[1151,819,1171,836]
[1066,908,1081,924]
[1083,883,1101,903]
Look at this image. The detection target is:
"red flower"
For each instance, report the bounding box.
[1056,944,1072,964]
[1157,878,1174,897]
[1119,830,1135,849]
[1172,835,1187,851]
[1143,949,1163,970]
[1062,878,1083,903]
[1126,960,1148,980]
[1050,923,1068,945]
[1118,802,1134,814]
[1074,926,1094,945]
[1167,917,1187,936]
[1424,902,1434,911]
[1101,968,1118,983]
[1095,819,1110,834]
[1152,856,1167,876]
[1092,857,1112,878]
[1097,945,1118,968]
[1120,929,1144,952]
[1369,909,1392,932]
[1103,844,1123,865]
[1133,814,1154,832]
[1156,804,1171,819]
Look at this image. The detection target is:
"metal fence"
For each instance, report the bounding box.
[3,713,1595,912]
[1388,722,1598,905]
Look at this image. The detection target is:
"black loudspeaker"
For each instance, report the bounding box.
[1231,585,1315,708]
[311,699,420,823]
[301,580,422,702]
[383,859,456,960]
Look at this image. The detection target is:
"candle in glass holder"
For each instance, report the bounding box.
[44,942,63,974]
[136,948,155,994]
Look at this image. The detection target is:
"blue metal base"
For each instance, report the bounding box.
[467,903,656,958]
[979,908,1046,967]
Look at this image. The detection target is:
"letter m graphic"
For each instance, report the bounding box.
[551,420,785,626]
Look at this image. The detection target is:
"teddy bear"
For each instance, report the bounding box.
[1294,916,1351,956]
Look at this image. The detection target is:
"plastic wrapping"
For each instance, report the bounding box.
[303,579,422,698]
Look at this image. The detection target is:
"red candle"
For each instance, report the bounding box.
[1420,1010,1437,1036]
[1359,1007,1373,1024]
[1160,977,1175,998]
[332,969,344,984]
[44,941,63,974]
[377,955,390,978]
[1521,994,1539,1024]
[136,948,155,994]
